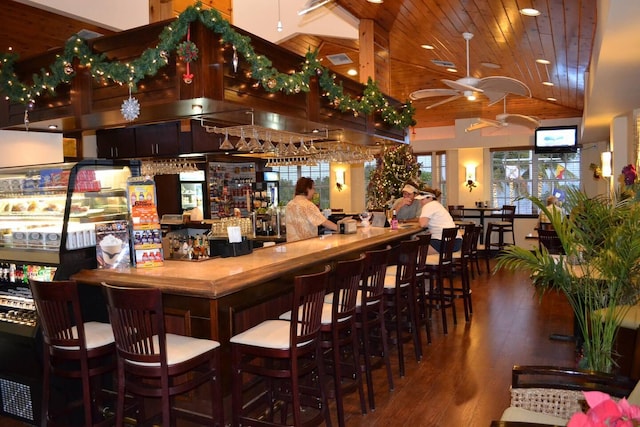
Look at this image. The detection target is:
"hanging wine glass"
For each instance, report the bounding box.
[235,128,250,152]
[219,129,234,150]
[298,138,310,155]
[248,130,263,152]
[262,132,276,152]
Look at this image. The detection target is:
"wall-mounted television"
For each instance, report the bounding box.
[534,125,579,153]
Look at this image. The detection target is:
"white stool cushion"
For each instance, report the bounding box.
[500,406,568,425]
[127,334,220,367]
[325,289,364,307]
[53,321,115,351]
[230,319,292,349]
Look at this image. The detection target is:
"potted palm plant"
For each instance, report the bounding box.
[495,188,640,373]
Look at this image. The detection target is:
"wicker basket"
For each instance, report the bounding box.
[509,387,587,420]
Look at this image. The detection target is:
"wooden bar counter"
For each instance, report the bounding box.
[72,225,420,390]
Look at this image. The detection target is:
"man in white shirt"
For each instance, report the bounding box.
[417,190,462,254]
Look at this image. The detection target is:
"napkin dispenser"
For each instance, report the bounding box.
[338,218,357,234]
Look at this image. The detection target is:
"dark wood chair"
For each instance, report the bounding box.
[486,205,517,251]
[30,279,116,427]
[103,283,223,427]
[383,239,422,377]
[448,205,466,223]
[452,222,476,321]
[537,228,565,254]
[322,255,367,427]
[231,266,331,427]
[355,246,394,411]
[424,227,458,334]
[469,223,484,278]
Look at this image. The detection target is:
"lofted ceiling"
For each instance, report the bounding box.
[2,0,639,144]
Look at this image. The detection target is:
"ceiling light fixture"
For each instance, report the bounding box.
[519,8,541,16]
[547,97,557,102]
[446,68,457,73]
[191,104,203,113]
[347,68,357,76]
[48,124,58,130]
[367,0,384,3]
[536,58,551,65]
[542,81,554,87]
[421,44,434,50]
[277,0,283,32]
[464,90,476,101]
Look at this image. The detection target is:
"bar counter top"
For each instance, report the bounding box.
[73,225,420,299]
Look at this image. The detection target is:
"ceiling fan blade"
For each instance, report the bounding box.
[477,76,531,101]
[465,118,502,132]
[425,94,463,109]
[442,79,483,93]
[499,114,541,129]
[409,88,459,101]
[298,0,333,15]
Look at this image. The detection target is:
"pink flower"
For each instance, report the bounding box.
[568,391,640,426]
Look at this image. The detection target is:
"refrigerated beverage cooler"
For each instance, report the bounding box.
[254,171,279,208]
[179,170,206,216]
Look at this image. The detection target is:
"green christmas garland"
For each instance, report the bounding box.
[0,2,416,129]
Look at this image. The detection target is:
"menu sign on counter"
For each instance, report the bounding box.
[127,179,163,268]
[96,220,131,269]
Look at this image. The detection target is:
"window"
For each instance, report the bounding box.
[272,163,331,209]
[364,159,377,206]
[415,153,446,205]
[416,155,433,187]
[490,149,581,214]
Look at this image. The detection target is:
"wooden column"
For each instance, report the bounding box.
[358,19,390,94]
[149,0,173,23]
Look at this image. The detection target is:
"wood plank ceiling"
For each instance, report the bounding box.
[0,0,594,130]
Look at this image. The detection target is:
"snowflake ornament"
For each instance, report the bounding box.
[121,88,140,121]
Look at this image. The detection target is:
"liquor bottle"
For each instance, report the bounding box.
[391,210,399,230]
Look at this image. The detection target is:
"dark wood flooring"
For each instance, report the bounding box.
[0,260,577,426]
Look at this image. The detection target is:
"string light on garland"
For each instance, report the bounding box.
[0,1,415,129]
[121,86,140,121]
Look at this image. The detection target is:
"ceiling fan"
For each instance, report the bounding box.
[465,97,540,132]
[409,32,531,109]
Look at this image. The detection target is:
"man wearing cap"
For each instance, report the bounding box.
[392,183,422,222]
[416,189,463,254]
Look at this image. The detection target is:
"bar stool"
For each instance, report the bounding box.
[383,239,422,377]
[102,284,223,427]
[231,266,331,427]
[469,224,484,278]
[30,279,116,427]
[356,246,394,411]
[414,233,433,345]
[319,255,367,427]
[486,205,516,252]
[452,223,475,321]
[424,227,458,334]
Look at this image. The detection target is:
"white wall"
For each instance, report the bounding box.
[0,130,63,167]
[20,0,148,31]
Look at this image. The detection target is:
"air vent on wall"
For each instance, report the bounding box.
[326,53,353,66]
[431,59,456,68]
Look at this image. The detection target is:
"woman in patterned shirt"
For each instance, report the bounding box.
[285,177,338,242]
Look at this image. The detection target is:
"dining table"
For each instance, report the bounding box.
[461,206,503,243]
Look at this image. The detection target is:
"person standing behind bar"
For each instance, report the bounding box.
[285,177,338,242]
[392,183,422,222]
[417,188,462,254]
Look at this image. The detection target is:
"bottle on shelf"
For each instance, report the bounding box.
[391,209,399,230]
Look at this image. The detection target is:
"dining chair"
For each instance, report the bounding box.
[423,227,458,334]
[537,228,565,254]
[30,279,116,427]
[231,265,331,427]
[448,205,466,223]
[103,283,223,427]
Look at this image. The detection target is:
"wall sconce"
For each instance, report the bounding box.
[335,170,346,191]
[465,165,477,192]
[601,151,612,178]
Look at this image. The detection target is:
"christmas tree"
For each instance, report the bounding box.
[367,144,422,209]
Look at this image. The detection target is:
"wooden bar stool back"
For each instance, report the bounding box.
[356,246,394,411]
[486,205,516,252]
[383,239,422,376]
[30,279,116,427]
[322,255,367,427]
[424,227,458,334]
[469,224,484,277]
[231,265,331,427]
[102,284,223,427]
